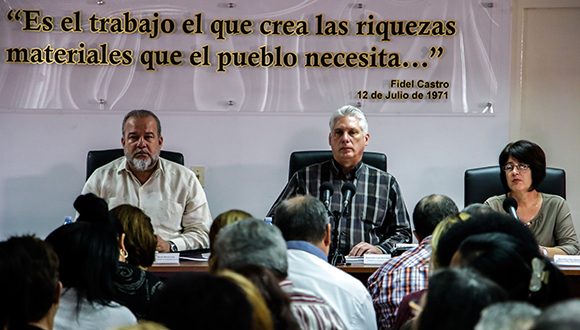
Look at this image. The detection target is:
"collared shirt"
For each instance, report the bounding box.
[268,159,411,255]
[286,241,378,330]
[287,240,327,261]
[367,236,432,330]
[82,157,212,250]
[279,279,347,330]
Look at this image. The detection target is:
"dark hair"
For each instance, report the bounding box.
[122,110,162,136]
[0,235,59,327]
[111,204,156,267]
[418,268,507,330]
[234,265,300,330]
[274,195,329,243]
[45,194,120,309]
[455,233,539,300]
[437,211,570,307]
[499,140,546,192]
[412,194,458,240]
[150,273,254,330]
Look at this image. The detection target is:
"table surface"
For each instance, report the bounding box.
[150,260,580,276]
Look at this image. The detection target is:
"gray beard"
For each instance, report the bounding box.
[130,157,152,172]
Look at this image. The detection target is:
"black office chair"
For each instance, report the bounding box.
[86,149,185,180]
[288,150,387,179]
[464,165,566,206]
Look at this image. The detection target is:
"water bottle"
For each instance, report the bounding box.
[63,216,74,225]
[264,217,273,225]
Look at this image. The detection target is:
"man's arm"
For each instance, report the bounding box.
[376,178,412,254]
[173,179,213,251]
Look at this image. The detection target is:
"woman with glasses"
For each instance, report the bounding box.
[484,140,580,257]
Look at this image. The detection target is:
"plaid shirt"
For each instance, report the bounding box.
[367,236,432,330]
[268,159,411,255]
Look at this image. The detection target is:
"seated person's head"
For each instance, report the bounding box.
[209,209,253,245]
[217,270,274,330]
[149,272,256,330]
[475,302,540,330]
[429,212,470,270]
[531,299,580,330]
[111,204,156,268]
[211,218,288,279]
[45,193,120,307]
[417,267,507,330]
[437,211,569,306]
[274,195,330,251]
[412,194,459,241]
[234,265,300,330]
[208,209,253,269]
[0,235,60,329]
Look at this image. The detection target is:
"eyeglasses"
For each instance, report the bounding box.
[502,163,530,172]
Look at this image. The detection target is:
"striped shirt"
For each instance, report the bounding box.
[268,159,411,255]
[280,280,347,330]
[367,237,432,329]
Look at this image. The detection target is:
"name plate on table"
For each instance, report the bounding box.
[154,252,180,264]
[554,255,580,266]
[345,254,391,265]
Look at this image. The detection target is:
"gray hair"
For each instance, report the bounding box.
[329,105,368,133]
[475,302,540,330]
[213,218,288,277]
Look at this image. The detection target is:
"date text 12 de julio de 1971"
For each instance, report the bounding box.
[356,79,450,101]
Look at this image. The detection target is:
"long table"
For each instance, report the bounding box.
[151,261,580,296]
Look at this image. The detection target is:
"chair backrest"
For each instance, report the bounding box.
[86,149,185,180]
[464,165,566,206]
[288,150,387,179]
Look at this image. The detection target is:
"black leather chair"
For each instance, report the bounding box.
[464,165,566,206]
[288,150,387,179]
[86,149,185,180]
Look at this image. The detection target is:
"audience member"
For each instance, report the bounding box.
[208,209,253,269]
[437,211,570,307]
[390,211,470,330]
[0,235,61,330]
[46,194,137,330]
[217,270,275,330]
[211,218,347,330]
[531,299,580,330]
[368,194,458,329]
[267,105,411,256]
[475,302,540,330]
[273,195,377,330]
[115,321,168,330]
[82,109,212,252]
[414,268,507,330]
[484,140,580,257]
[149,272,255,330]
[234,265,300,330]
[110,204,164,319]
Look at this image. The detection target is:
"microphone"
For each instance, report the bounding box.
[319,182,334,210]
[341,182,356,216]
[503,197,519,221]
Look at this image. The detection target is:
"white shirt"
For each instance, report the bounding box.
[287,247,378,330]
[82,157,212,250]
[54,288,137,330]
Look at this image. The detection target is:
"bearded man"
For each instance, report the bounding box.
[82,110,212,252]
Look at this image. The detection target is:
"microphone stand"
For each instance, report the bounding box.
[330,210,344,266]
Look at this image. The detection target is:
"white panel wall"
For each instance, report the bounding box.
[0,110,509,239]
[0,0,513,238]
